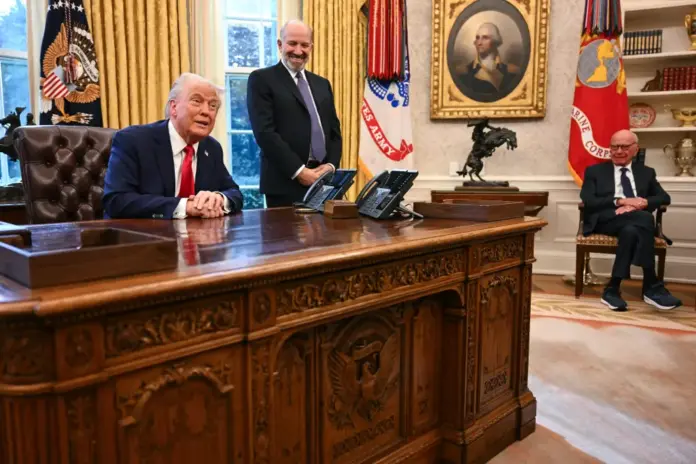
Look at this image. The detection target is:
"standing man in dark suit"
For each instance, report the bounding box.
[104,73,243,219]
[246,19,342,207]
[580,129,681,311]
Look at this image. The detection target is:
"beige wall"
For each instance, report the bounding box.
[407,0,585,177]
[404,0,696,283]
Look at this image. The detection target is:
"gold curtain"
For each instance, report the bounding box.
[83,0,190,129]
[303,0,368,200]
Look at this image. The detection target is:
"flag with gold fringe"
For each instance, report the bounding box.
[358,0,414,180]
[39,0,102,126]
[568,0,628,185]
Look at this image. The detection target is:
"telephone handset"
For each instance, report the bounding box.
[298,168,357,212]
[355,170,389,206]
[355,169,420,219]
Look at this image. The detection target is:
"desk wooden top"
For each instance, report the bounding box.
[0,208,545,316]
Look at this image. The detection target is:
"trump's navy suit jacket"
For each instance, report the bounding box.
[103,120,243,219]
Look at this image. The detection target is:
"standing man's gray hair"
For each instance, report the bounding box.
[164,73,225,118]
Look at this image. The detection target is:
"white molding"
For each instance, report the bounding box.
[415,175,696,185]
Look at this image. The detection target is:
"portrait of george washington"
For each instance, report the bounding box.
[446,0,531,103]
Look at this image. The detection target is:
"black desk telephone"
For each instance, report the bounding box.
[355,169,421,219]
[298,168,357,211]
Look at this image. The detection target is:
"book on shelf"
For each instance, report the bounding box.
[661,66,696,90]
[623,29,662,55]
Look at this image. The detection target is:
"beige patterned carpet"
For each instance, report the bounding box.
[492,293,696,464]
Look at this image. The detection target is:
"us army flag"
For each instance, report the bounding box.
[567,0,629,185]
[358,0,414,180]
[39,0,102,126]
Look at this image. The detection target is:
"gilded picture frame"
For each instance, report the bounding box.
[431,0,550,119]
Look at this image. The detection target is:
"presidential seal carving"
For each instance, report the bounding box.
[328,333,399,429]
[326,317,401,431]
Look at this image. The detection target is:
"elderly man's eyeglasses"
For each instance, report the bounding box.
[610,142,636,151]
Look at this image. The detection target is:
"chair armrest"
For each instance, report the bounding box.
[576,202,584,236]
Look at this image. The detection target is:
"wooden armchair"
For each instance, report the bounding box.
[574,203,670,297]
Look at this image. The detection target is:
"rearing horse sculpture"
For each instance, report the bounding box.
[457,119,518,183]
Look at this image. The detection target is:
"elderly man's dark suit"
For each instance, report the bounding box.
[580,161,669,280]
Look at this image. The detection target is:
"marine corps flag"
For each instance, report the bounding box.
[39,0,102,126]
[567,0,628,185]
[358,0,414,181]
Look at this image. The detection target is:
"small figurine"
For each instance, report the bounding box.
[457,118,517,184]
[640,70,662,92]
[0,107,25,162]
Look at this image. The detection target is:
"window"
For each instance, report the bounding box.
[0,0,29,186]
[225,0,278,209]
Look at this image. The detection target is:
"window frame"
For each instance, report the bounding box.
[224,4,278,208]
[0,47,28,186]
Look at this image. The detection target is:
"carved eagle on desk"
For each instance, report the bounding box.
[327,334,400,429]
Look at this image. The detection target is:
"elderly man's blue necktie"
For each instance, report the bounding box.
[296,72,326,162]
[620,167,635,198]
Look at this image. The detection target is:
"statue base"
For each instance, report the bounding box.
[456,181,519,192]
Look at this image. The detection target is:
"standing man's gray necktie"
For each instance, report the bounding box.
[296,72,326,162]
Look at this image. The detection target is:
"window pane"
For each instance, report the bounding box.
[1,58,29,117]
[228,21,260,68]
[226,74,250,130]
[226,0,276,19]
[0,0,27,51]
[263,22,278,67]
[6,156,19,179]
[229,133,260,186]
[241,187,264,210]
[0,56,28,185]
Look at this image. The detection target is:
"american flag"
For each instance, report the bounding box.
[43,70,70,99]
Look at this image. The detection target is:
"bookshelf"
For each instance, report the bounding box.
[623,0,696,178]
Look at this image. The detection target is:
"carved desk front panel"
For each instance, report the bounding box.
[0,210,545,464]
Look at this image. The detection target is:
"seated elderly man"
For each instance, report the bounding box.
[104,72,243,219]
[580,129,682,311]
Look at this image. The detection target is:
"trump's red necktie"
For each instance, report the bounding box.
[178,144,195,197]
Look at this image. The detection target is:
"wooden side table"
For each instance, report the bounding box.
[0,201,27,224]
[431,188,549,216]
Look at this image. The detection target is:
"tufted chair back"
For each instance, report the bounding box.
[13,126,116,224]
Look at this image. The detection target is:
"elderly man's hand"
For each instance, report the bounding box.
[620,197,648,210]
[616,205,637,215]
[186,191,225,218]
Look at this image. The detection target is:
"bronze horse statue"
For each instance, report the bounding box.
[457,122,517,183]
[0,107,34,162]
